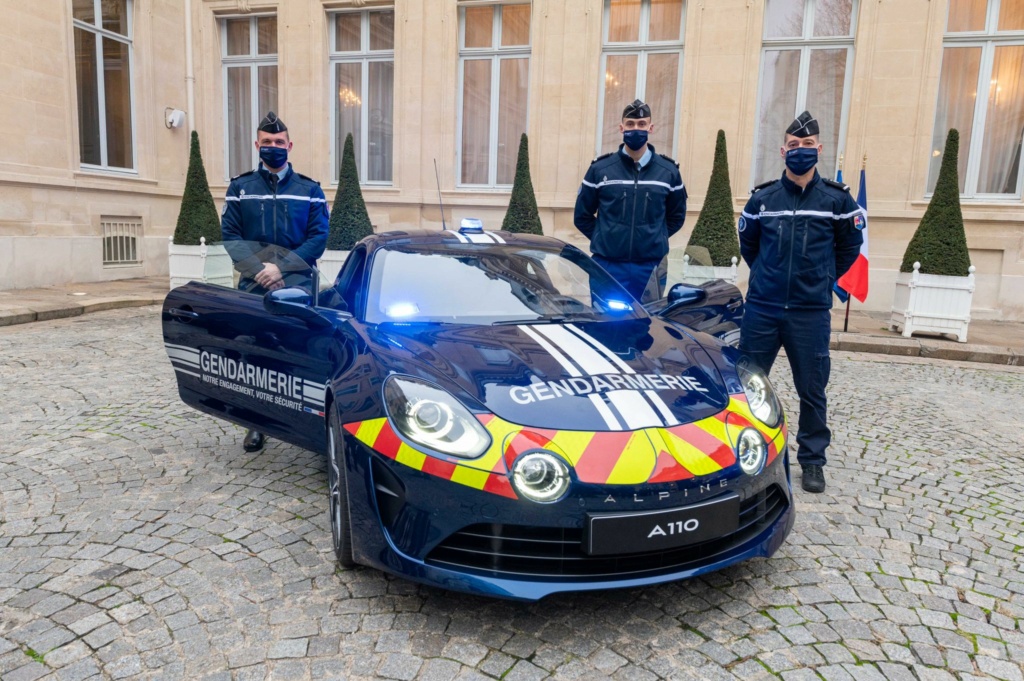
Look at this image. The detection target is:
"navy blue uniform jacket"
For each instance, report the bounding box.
[573,144,687,262]
[222,164,330,269]
[739,171,864,310]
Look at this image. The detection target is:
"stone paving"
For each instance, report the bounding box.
[1,306,1023,681]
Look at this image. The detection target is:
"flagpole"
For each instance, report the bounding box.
[842,153,867,333]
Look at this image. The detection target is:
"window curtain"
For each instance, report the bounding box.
[978,45,1024,194]
[928,47,981,193]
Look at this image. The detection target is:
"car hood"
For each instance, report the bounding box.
[360,318,731,431]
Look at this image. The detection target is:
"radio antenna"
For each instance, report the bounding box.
[433,158,447,231]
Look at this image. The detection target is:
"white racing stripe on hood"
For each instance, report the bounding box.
[645,390,679,426]
[565,324,635,374]
[588,394,623,430]
[606,390,664,429]
[517,325,582,377]
[533,325,618,375]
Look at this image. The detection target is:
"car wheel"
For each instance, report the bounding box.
[327,407,355,567]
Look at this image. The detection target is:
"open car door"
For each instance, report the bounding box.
[641,246,744,346]
[162,241,351,454]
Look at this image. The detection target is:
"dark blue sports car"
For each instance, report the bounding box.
[162,226,794,600]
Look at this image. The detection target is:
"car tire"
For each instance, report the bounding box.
[327,406,355,568]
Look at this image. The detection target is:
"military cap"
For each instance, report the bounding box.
[786,111,818,138]
[258,111,288,134]
[622,99,652,119]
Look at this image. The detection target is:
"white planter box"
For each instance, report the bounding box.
[889,261,976,343]
[667,254,739,287]
[168,237,234,290]
[317,249,350,286]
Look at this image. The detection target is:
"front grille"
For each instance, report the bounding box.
[425,484,788,579]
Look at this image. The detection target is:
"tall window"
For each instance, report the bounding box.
[929,0,1024,198]
[331,10,395,184]
[72,0,134,171]
[598,0,685,156]
[753,0,856,184]
[221,16,278,179]
[458,3,531,187]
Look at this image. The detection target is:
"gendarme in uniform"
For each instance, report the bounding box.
[574,99,687,301]
[737,110,864,494]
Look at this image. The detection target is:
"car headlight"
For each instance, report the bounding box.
[383,376,491,458]
[737,428,767,476]
[736,362,782,428]
[512,452,570,503]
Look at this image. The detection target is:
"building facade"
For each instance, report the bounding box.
[2,0,1023,318]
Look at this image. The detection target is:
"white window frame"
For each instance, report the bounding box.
[328,9,396,186]
[456,2,532,188]
[72,0,137,173]
[220,14,278,180]
[751,0,857,186]
[933,0,1024,200]
[596,0,685,157]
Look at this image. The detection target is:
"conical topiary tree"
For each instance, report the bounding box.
[501,133,543,234]
[685,129,740,266]
[900,128,971,276]
[327,133,373,250]
[173,130,221,245]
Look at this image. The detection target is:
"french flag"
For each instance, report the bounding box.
[835,168,869,303]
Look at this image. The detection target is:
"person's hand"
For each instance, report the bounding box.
[255,262,284,290]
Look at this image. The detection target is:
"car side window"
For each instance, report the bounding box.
[336,247,368,316]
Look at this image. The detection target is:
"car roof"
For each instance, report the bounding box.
[360,229,568,252]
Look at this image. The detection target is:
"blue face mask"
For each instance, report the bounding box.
[623,129,649,151]
[785,146,818,175]
[259,145,288,169]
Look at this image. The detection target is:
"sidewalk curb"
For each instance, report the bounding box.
[0,298,164,328]
[831,332,1019,366]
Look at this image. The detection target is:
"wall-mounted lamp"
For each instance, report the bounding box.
[165,108,187,129]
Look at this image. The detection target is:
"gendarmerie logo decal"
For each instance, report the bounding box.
[164,343,325,417]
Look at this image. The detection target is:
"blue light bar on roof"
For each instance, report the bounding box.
[459,217,484,234]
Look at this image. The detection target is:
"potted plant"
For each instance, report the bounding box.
[670,130,740,287]
[502,133,543,235]
[890,128,975,342]
[169,131,232,289]
[321,133,374,284]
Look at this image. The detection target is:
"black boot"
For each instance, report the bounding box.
[800,464,825,493]
[243,429,265,452]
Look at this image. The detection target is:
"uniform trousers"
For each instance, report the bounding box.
[739,303,832,467]
[591,255,664,303]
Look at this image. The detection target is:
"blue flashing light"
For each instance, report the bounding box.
[607,300,633,312]
[386,302,419,318]
[459,217,484,234]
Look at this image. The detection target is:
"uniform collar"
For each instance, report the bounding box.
[619,143,654,168]
[258,162,292,183]
[780,168,820,194]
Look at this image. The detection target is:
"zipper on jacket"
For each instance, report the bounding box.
[628,164,640,260]
[784,186,808,309]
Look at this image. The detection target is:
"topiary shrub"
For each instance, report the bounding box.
[501,133,543,235]
[685,130,740,266]
[327,133,374,250]
[173,131,221,245]
[900,128,971,276]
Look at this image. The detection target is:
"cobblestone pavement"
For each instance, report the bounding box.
[2,306,1024,681]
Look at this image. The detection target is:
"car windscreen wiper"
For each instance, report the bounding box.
[491,315,600,326]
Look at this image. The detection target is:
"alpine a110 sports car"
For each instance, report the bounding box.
[162,224,794,600]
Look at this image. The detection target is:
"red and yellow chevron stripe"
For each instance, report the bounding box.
[343,397,787,499]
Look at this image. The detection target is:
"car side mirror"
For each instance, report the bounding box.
[667,283,707,306]
[264,287,331,328]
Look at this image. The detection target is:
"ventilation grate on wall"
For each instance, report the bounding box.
[101,216,143,267]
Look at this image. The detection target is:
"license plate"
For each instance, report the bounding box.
[585,493,740,555]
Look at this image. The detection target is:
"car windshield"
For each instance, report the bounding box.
[365,243,644,325]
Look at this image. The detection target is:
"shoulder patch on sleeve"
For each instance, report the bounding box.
[658,153,679,168]
[822,178,851,192]
[750,179,778,194]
